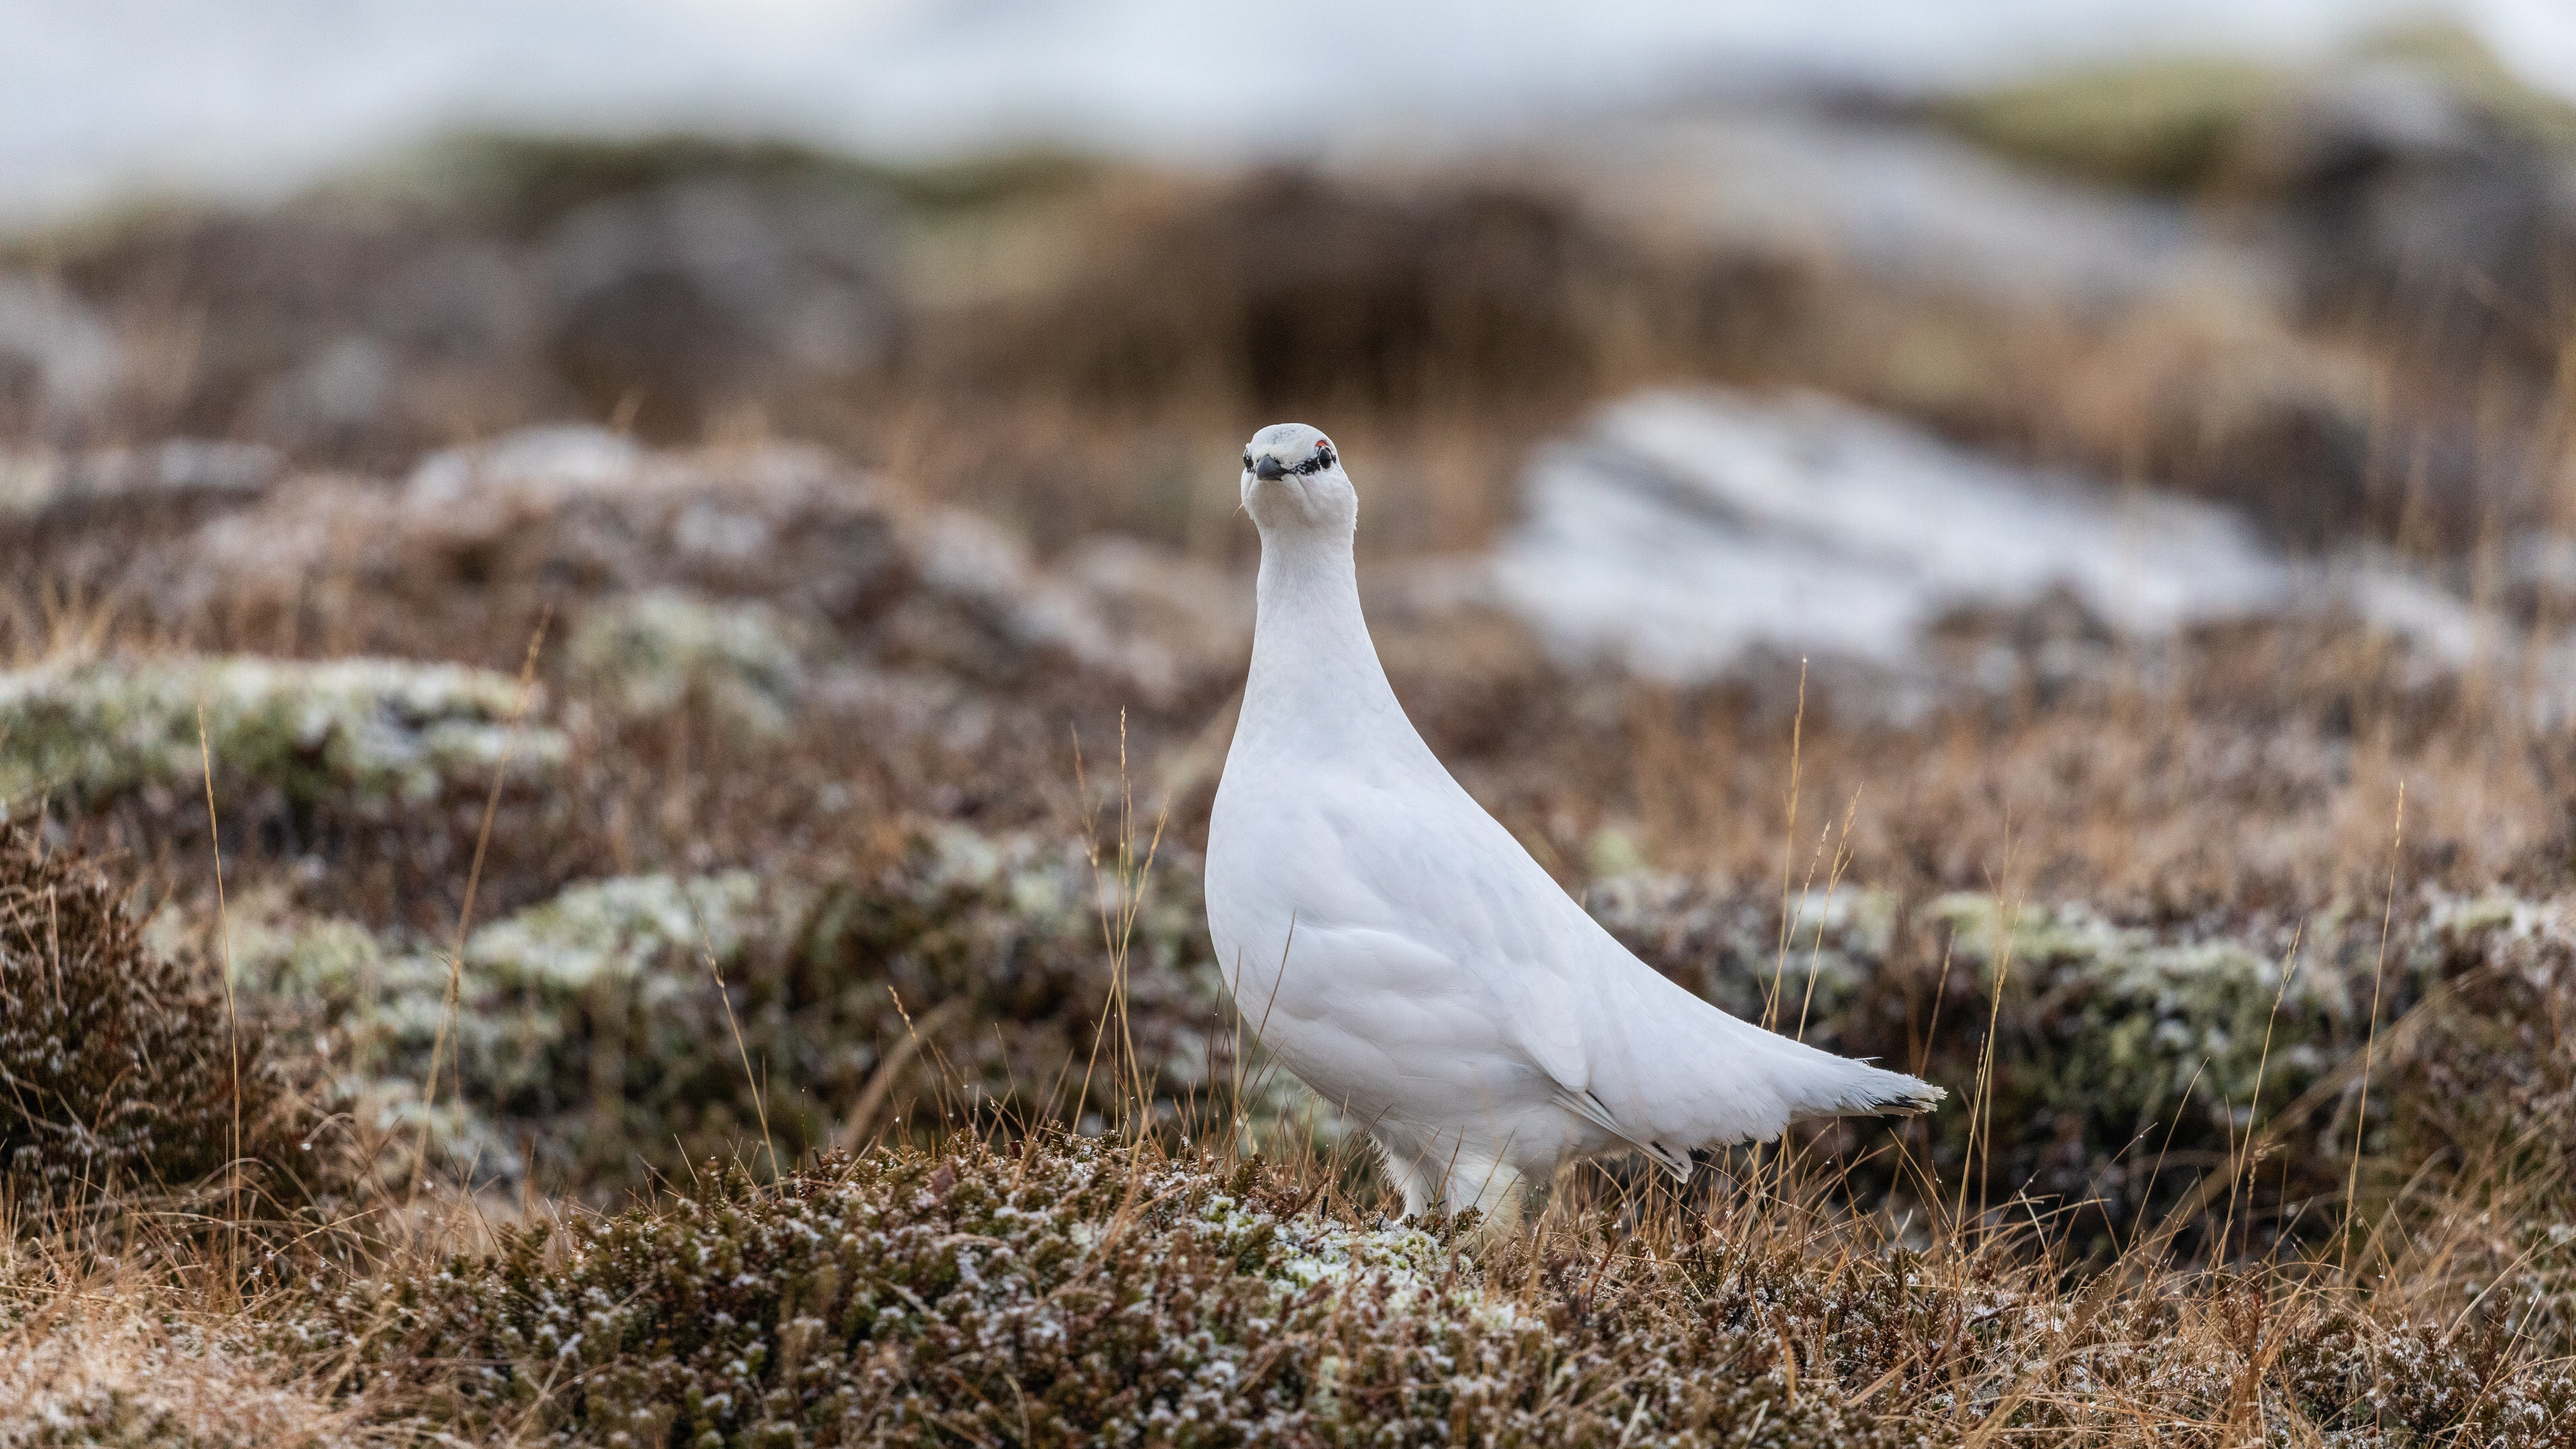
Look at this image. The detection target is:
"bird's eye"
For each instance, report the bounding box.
[1242,453,1252,468]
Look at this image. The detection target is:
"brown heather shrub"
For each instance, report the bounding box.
[0,825,345,1216]
[289,1131,2576,1448]
[301,1135,1915,1449]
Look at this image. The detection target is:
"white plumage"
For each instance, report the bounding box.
[1205,423,1943,1218]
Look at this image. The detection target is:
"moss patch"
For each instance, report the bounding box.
[1933,56,2288,193]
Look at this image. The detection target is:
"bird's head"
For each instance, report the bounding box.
[1240,423,1355,537]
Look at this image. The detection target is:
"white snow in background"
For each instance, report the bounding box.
[1494,389,2484,687]
[7,0,2576,225]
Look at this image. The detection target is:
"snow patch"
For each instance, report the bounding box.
[1494,388,2503,703]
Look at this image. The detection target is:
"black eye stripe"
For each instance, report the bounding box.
[1290,443,1336,476]
[1248,441,1336,475]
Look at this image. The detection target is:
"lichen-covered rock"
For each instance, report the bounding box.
[0,439,279,521]
[231,869,801,1190]
[566,588,816,736]
[887,516,1249,706]
[0,653,562,816]
[1585,869,2573,1242]
[160,432,904,640]
[210,820,2571,1246]
[1925,893,2355,1134]
[1585,875,1887,1032]
[144,434,1242,718]
[228,828,1229,1195]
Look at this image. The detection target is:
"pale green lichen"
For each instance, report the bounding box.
[0,654,564,814]
[1927,893,2351,1131]
[216,828,1233,1193]
[1265,1212,1461,1299]
[564,589,816,737]
[465,870,775,992]
[222,869,808,1189]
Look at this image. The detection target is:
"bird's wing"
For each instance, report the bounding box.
[1548,1082,1696,1180]
[1337,774,1941,1161]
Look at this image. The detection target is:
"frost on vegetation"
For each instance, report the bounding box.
[0,653,564,814]
[1,1302,342,1449]
[566,588,818,736]
[1262,1210,1462,1303]
[302,1138,1907,1448]
[304,1131,2576,1447]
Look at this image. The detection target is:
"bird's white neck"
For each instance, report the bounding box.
[1237,525,1421,765]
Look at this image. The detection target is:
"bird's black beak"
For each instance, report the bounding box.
[1252,456,1287,480]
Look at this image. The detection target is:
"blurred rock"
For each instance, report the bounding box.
[153,428,1246,712]
[1931,39,2576,380]
[0,653,562,816]
[566,588,818,738]
[928,167,1739,414]
[1931,56,2290,194]
[2233,62,2576,374]
[0,438,278,520]
[171,429,905,629]
[1494,388,2502,711]
[1552,104,2280,311]
[888,513,1248,706]
[52,205,558,454]
[1497,389,2284,698]
[0,274,122,433]
[251,333,399,448]
[32,143,904,456]
[543,177,896,437]
[1531,107,2475,551]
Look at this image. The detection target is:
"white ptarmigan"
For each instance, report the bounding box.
[1205,423,1943,1218]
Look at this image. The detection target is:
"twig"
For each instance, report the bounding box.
[194,704,241,1239]
[2343,782,2404,1264]
[411,606,553,1200]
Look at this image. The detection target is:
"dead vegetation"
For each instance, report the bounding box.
[0,827,352,1218]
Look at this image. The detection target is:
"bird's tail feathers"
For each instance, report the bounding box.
[1777,1046,1945,1122]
